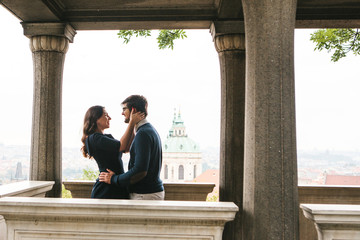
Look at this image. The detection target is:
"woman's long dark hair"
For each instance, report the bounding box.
[81,105,104,158]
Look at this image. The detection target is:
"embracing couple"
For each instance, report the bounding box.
[80,95,164,200]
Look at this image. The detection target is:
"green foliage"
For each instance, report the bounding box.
[157,30,187,50]
[206,191,219,202]
[62,184,72,198]
[117,30,151,44]
[81,167,99,181]
[310,29,360,62]
[117,29,187,50]
[61,167,98,198]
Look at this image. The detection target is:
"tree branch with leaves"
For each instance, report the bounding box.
[117,30,187,50]
[310,28,360,62]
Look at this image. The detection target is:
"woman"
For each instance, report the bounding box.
[81,105,144,199]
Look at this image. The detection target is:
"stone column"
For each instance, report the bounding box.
[241,0,299,239]
[211,21,245,240]
[21,23,76,197]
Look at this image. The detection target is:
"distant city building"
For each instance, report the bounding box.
[11,162,27,182]
[161,109,202,182]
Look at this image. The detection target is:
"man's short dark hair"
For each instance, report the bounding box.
[122,95,148,117]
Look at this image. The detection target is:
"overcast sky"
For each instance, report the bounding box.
[1,6,360,152]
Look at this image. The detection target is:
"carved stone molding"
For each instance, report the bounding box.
[301,203,360,240]
[22,23,76,43]
[214,34,245,53]
[30,35,69,53]
[0,197,238,240]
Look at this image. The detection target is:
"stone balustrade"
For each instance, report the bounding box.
[163,182,216,201]
[0,181,54,198]
[0,196,238,240]
[62,180,93,198]
[298,185,360,240]
[301,203,360,240]
[63,180,215,201]
[63,182,360,239]
[3,181,360,239]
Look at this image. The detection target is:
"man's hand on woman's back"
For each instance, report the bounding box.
[99,169,115,184]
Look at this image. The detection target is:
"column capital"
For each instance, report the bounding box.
[21,23,76,43]
[210,20,245,39]
[214,34,245,52]
[211,21,245,52]
[30,35,69,53]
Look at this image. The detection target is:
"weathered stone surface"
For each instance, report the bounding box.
[0,197,238,240]
[299,185,360,240]
[213,32,246,240]
[3,0,360,30]
[30,35,69,53]
[22,23,76,43]
[241,0,299,239]
[214,34,245,52]
[0,181,54,198]
[63,180,215,201]
[301,203,360,240]
[163,182,215,201]
[27,33,71,198]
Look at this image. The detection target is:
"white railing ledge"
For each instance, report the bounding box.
[301,204,360,220]
[0,197,238,240]
[0,181,54,198]
[301,204,360,240]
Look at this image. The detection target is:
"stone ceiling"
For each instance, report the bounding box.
[1,0,360,30]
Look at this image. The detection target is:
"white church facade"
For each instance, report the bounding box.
[161,110,202,182]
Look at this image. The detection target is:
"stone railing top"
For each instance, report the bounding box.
[63,180,215,201]
[301,204,360,223]
[0,197,238,223]
[0,181,55,198]
[301,204,360,214]
[64,180,215,187]
[299,185,360,189]
[164,182,215,186]
[163,182,215,194]
[301,204,360,240]
[63,180,94,184]
[299,185,360,199]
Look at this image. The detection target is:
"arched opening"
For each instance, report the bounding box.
[178,165,184,180]
[164,165,168,179]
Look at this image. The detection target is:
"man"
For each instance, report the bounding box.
[99,95,164,200]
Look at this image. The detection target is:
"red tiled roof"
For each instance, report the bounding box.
[192,169,219,200]
[325,175,360,185]
[193,169,219,184]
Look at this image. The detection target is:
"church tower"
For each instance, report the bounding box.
[161,109,203,182]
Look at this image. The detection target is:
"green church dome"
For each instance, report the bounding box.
[163,137,200,152]
[163,109,200,153]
